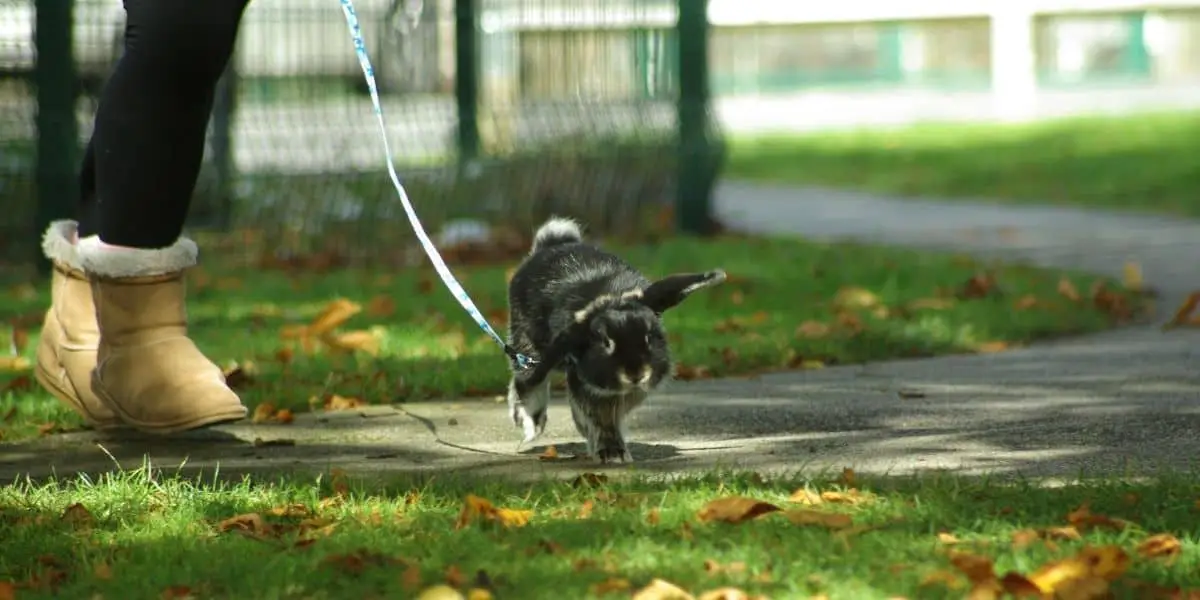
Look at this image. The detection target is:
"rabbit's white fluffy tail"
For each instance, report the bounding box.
[531,216,583,254]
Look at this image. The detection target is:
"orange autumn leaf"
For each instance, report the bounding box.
[308,298,363,336]
[325,395,367,411]
[781,509,853,530]
[1137,533,1182,562]
[1066,504,1127,531]
[60,503,95,528]
[454,494,531,530]
[695,497,780,524]
[1163,291,1200,330]
[1027,545,1130,595]
[322,330,382,356]
[366,295,396,317]
[787,489,823,505]
[591,578,633,595]
[1057,278,1081,302]
[538,446,559,461]
[252,402,277,423]
[838,467,857,487]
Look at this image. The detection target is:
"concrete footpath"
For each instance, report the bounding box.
[5,182,1200,482]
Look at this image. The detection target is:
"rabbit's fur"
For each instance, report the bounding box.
[505,217,726,463]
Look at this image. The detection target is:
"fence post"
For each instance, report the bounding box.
[676,0,716,235]
[454,0,480,162]
[33,0,79,274]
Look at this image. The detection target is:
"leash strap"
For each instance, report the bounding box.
[336,0,536,370]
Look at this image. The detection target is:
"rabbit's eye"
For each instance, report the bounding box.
[602,336,616,354]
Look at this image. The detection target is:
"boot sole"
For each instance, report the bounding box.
[33,363,126,431]
[91,378,248,436]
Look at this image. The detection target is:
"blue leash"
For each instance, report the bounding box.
[336,0,536,371]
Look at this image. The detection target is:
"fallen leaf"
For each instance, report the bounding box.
[37,422,60,436]
[1027,545,1129,595]
[838,468,857,487]
[937,532,963,545]
[1013,295,1039,310]
[897,388,926,399]
[695,497,781,524]
[591,577,633,595]
[632,578,694,600]
[538,446,559,461]
[401,563,424,591]
[787,489,824,505]
[833,287,880,310]
[1066,504,1127,531]
[93,562,113,580]
[703,560,747,576]
[646,508,661,525]
[366,295,396,317]
[60,503,94,528]
[795,321,830,338]
[782,509,853,529]
[571,473,609,488]
[1122,262,1143,292]
[252,402,277,423]
[325,395,367,411]
[308,299,363,336]
[972,341,1010,354]
[161,586,195,599]
[444,564,466,587]
[323,329,382,356]
[1137,533,1182,563]
[215,513,276,539]
[959,273,997,299]
[415,584,465,600]
[0,356,31,371]
[1164,291,1200,329]
[274,409,295,424]
[1057,278,1081,302]
[454,494,531,530]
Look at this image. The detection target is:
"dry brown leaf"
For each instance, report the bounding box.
[820,489,872,505]
[702,560,747,576]
[1137,533,1182,562]
[401,563,424,591]
[10,328,28,355]
[252,402,277,424]
[833,287,880,310]
[161,586,195,599]
[646,508,661,525]
[781,509,853,529]
[1066,504,1127,531]
[695,497,780,524]
[444,564,466,588]
[1164,291,1200,329]
[216,513,276,539]
[937,532,963,545]
[60,503,94,528]
[632,578,694,600]
[1027,545,1129,595]
[308,299,363,336]
[838,467,857,487]
[959,273,997,299]
[795,321,830,338]
[1057,278,1082,302]
[538,446,559,461]
[591,577,633,595]
[454,494,531,530]
[325,395,367,411]
[787,489,823,505]
[366,295,396,317]
[274,409,295,424]
[93,562,113,580]
[0,356,31,371]
[323,330,381,356]
[1013,295,1039,310]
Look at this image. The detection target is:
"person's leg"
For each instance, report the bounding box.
[36,0,251,434]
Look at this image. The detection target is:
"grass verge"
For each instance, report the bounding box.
[725,111,1200,218]
[1,233,1144,442]
[0,467,1197,599]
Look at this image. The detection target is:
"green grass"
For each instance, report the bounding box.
[1,467,1198,599]
[725,110,1200,218]
[1,233,1143,441]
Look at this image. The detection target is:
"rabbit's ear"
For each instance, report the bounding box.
[639,269,727,314]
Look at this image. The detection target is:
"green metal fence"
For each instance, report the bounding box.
[1,0,724,270]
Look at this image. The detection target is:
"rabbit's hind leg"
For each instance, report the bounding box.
[507,376,550,443]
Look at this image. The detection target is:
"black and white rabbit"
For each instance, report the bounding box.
[504,216,726,463]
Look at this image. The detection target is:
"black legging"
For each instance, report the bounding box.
[76,0,251,249]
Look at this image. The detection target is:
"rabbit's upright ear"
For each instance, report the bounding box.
[639,269,727,314]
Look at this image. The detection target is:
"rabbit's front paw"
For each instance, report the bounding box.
[595,443,633,464]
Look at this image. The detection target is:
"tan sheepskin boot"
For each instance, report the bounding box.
[76,235,247,434]
[34,220,123,429]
